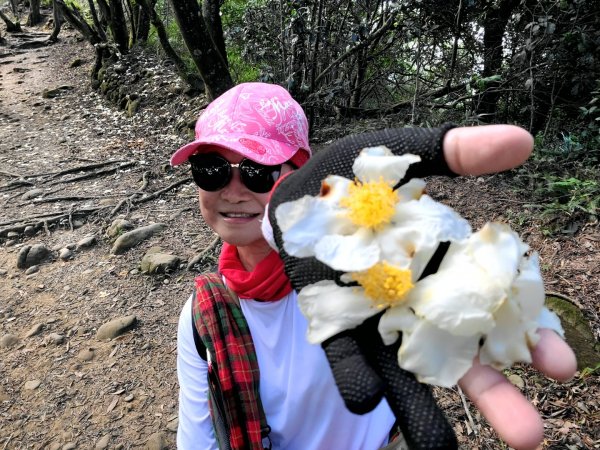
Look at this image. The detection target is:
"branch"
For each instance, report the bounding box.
[55,0,103,44]
[314,14,395,86]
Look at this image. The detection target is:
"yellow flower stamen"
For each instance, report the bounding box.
[340,178,398,230]
[351,262,414,308]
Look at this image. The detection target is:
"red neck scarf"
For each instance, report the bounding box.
[218,242,292,301]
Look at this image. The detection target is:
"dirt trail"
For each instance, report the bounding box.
[1,27,599,450]
[0,30,211,449]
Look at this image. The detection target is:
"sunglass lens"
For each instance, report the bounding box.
[240,160,281,193]
[189,154,231,191]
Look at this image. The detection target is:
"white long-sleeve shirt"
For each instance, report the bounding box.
[177,290,396,449]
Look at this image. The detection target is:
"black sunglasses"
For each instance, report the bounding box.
[189,153,283,193]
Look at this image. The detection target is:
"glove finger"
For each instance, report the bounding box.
[322,333,385,414]
[367,338,457,450]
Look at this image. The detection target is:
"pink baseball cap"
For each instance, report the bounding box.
[171,82,311,167]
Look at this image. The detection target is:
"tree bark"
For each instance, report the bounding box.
[9,0,18,16]
[135,2,151,44]
[168,0,233,100]
[202,0,228,67]
[107,0,130,54]
[27,0,42,26]
[55,0,103,45]
[0,9,22,32]
[88,0,108,42]
[288,13,307,99]
[477,0,520,120]
[48,0,63,42]
[137,0,204,93]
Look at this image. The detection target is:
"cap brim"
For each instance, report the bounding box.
[170,133,302,166]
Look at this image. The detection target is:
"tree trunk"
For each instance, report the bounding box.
[447,0,464,87]
[108,0,130,54]
[124,0,137,45]
[169,0,233,100]
[96,0,111,27]
[288,14,307,99]
[350,48,366,108]
[477,0,520,120]
[135,2,151,44]
[88,0,108,42]
[137,0,204,94]
[55,0,103,44]
[48,0,63,42]
[26,0,42,26]
[9,0,18,16]
[202,0,228,67]
[309,0,324,94]
[0,9,22,32]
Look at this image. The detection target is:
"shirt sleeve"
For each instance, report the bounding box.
[177,295,218,450]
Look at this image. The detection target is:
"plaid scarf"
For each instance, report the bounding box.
[193,272,269,450]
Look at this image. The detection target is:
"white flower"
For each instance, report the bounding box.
[378,223,564,387]
[278,147,470,342]
[276,147,471,274]
[277,147,563,388]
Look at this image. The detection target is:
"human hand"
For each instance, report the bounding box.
[268,124,576,450]
[444,126,577,450]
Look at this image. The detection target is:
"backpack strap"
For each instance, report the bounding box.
[192,272,271,450]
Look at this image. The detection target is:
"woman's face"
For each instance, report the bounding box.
[197,148,291,250]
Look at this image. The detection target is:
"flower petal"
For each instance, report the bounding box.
[378,195,471,276]
[353,147,421,184]
[298,281,384,343]
[378,305,418,345]
[535,307,564,337]
[512,253,545,319]
[397,319,480,387]
[396,178,426,201]
[450,223,527,287]
[276,177,355,257]
[392,195,472,244]
[405,265,505,336]
[314,228,380,272]
[479,298,536,369]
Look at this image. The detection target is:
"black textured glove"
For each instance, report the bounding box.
[268,125,459,450]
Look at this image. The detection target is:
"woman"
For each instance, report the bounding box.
[172,82,576,450]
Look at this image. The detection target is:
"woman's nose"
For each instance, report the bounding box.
[221,168,250,201]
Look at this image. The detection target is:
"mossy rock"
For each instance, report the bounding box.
[126,98,141,117]
[42,85,74,99]
[99,81,109,94]
[545,294,600,370]
[97,67,107,82]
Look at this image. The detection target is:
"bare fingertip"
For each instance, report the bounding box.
[533,329,578,382]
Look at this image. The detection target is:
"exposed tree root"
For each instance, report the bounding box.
[0,206,108,237]
[27,159,130,179]
[0,180,35,192]
[0,177,192,237]
[107,177,191,218]
[47,161,136,186]
[187,235,221,271]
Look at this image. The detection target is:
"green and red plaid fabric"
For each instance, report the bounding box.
[193,272,268,450]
